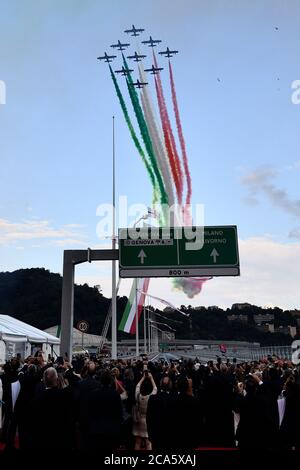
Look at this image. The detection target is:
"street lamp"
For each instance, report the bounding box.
[148,318,176,332]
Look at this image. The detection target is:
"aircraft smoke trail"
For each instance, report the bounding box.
[153,51,184,206]
[163,58,212,294]
[169,60,192,224]
[104,41,212,300]
[154,75,182,207]
[138,65,175,209]
[140,92,174,208]
[109,65,157,200]
[125,78,167,211]
[123,56,169,211]
[172,277,212,298]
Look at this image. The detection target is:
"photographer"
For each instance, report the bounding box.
[132,367,157,450]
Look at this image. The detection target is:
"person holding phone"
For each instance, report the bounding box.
[132,370,157,450]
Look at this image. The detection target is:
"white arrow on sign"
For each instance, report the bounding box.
[138,249,147,264]
[210,248,219,263]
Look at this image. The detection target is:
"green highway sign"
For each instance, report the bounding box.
[119,226,240,278]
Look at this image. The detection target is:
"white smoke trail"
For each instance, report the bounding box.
[138,65,175,211]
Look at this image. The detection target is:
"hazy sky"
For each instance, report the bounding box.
[1,0,300,310]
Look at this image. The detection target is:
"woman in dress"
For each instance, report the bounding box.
[133,370,157,450]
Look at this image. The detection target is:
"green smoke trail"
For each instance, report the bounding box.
[122,56,169,217]
[109,65,158,202]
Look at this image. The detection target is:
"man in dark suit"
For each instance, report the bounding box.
[82,370,123,450]
[172,376,203,450]
[0,359,20,448]
[75,361,100,447]
[146,376,177,450]
[278,379,300,449]
[203,365,235,447]
[13,364,40,449]
[234,373,279,450]
[32,367,74,449]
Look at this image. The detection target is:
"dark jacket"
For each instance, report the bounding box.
[83,386,123,449]
[203,372,235,447]
[32,386,74,449]
[147,391,177,450]
[172,394,202,450]
[234,385,278,450]
[278,385,300,450]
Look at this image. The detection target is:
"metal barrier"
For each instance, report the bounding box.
[251,345,292,361]
[160,344,293,362]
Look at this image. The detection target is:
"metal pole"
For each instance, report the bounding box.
[143,301,147,355]
[135,279,139,357]
[82,332,84,351]
[148,309,151,353]
[111,116,117,360]
[60,252,75,358]
[150,320,153,354]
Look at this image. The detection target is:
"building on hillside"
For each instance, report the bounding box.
[232,303,252,310]
[163,307,174,313]
[227,314,248,323]
[289,309,300,317]
[274,325,297,338]
[256,323,274,333]
[253,314,274,324]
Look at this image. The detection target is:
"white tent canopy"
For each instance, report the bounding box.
[0,315,60,345]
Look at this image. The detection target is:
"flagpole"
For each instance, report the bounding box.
[111,116,117,360]
[148,307,151,353]
[135,279,139,357]
[150,315,153,354]
[143,297,147,355]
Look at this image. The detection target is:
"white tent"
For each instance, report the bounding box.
[0,315,60,344]
[0,315,60,363]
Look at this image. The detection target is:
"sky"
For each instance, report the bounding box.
[0,0,300,310]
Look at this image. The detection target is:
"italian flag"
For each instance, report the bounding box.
[119,278,150,334]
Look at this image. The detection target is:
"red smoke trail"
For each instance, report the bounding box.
[169,60,192,224]
[154,78,181,203]
[153,52,183,205]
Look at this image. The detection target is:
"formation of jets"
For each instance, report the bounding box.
[144,65,163,75]
[127,51,147,62]
[115,66,134,76]
[98,27,179,88]
[97,52,116,63]
[110,40,130,51]
[124,24,145,36]
[141,35,162,47]
[159,47,178,58]
[130,79,148,89]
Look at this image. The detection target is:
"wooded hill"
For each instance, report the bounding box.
[0,268,297,345]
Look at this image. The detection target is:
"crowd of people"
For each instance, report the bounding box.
[0,352,300,451]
